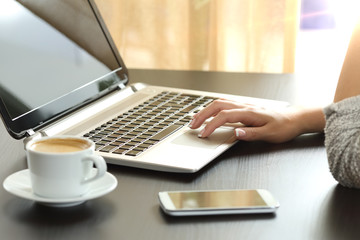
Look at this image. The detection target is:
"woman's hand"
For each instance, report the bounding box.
[189,99,325,143]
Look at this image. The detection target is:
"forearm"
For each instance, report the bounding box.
[334,19,360,102]
[324,95,360,188]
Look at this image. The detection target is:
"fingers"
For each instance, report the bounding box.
[197,109,268,138]
[189,99,247,129]
[197,109,239,137]
[234,127,263,142]
[234,126,281,143]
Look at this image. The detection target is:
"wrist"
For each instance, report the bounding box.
[291,106,325,135]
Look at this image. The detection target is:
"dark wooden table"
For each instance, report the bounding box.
[1,69,358,240]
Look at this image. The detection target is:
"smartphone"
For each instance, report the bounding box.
[158,189,279,216]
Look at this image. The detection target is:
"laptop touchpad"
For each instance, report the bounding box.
[171,127,235,149]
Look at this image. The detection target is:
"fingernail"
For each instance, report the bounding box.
[198,128,205,138]
[235,129,246,138]
[188,118,195,128]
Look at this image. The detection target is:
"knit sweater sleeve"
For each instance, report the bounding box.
[324,95,360,188]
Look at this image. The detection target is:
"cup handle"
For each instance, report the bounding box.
[82,155,107,184]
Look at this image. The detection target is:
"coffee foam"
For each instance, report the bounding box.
[31,138,91,153]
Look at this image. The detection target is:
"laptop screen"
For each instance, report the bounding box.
[0,0,128,139]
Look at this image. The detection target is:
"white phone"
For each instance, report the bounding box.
[158,189,279,216]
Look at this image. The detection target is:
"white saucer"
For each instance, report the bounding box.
[3,169,117,207]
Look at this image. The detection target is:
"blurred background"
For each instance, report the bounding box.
[95,0,359,74]
[94,0,359,105]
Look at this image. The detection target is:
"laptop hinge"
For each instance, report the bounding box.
[118,73,128,90]
[24,129,48,149]
[26,129,36,137]
[25,129,48,138]
[118,82,126,89]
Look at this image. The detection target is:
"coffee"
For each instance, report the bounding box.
[31,138,90,153]
[26,136,107,199]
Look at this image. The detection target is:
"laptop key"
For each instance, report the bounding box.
[113,148,127,155]
[121,144,132,150]
[95,144,105,150]
[125,150,142,156]
[144,139,159,145]
[137,143,153,149]
[181,105,198,113]
[99,145,116,152]
[150,124,182,141]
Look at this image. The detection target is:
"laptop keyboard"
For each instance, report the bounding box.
[83,91,217,157]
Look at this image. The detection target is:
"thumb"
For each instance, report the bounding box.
[235,127,261,141]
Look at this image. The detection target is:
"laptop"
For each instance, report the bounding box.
[0,0,288,173]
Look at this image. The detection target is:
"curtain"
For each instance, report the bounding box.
[96,0,300,73]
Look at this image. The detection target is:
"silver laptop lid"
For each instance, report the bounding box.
[0,0,128,139]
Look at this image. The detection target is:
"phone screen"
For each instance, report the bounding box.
[165,190,270,210]
[159,190,279,216]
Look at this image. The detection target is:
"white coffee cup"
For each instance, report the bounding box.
[25,135,107,199]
